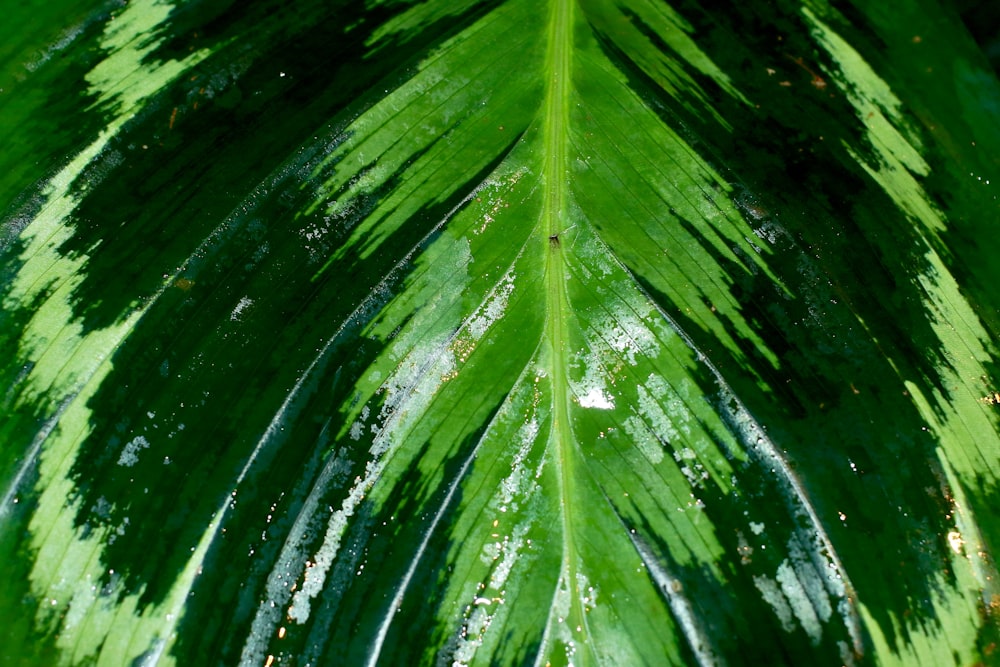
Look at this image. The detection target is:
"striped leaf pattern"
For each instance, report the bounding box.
[2,0,999,665]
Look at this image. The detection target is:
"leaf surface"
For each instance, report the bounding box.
[2,0,1000,665]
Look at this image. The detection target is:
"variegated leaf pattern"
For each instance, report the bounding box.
[2,0,999,665]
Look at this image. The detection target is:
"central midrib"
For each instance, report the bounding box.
[542,0,571,432]
[543,0,592,660]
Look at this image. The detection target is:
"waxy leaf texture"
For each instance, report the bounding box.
[2,0,1000,665]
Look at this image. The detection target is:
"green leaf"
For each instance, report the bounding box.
[2,0,1000,665]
